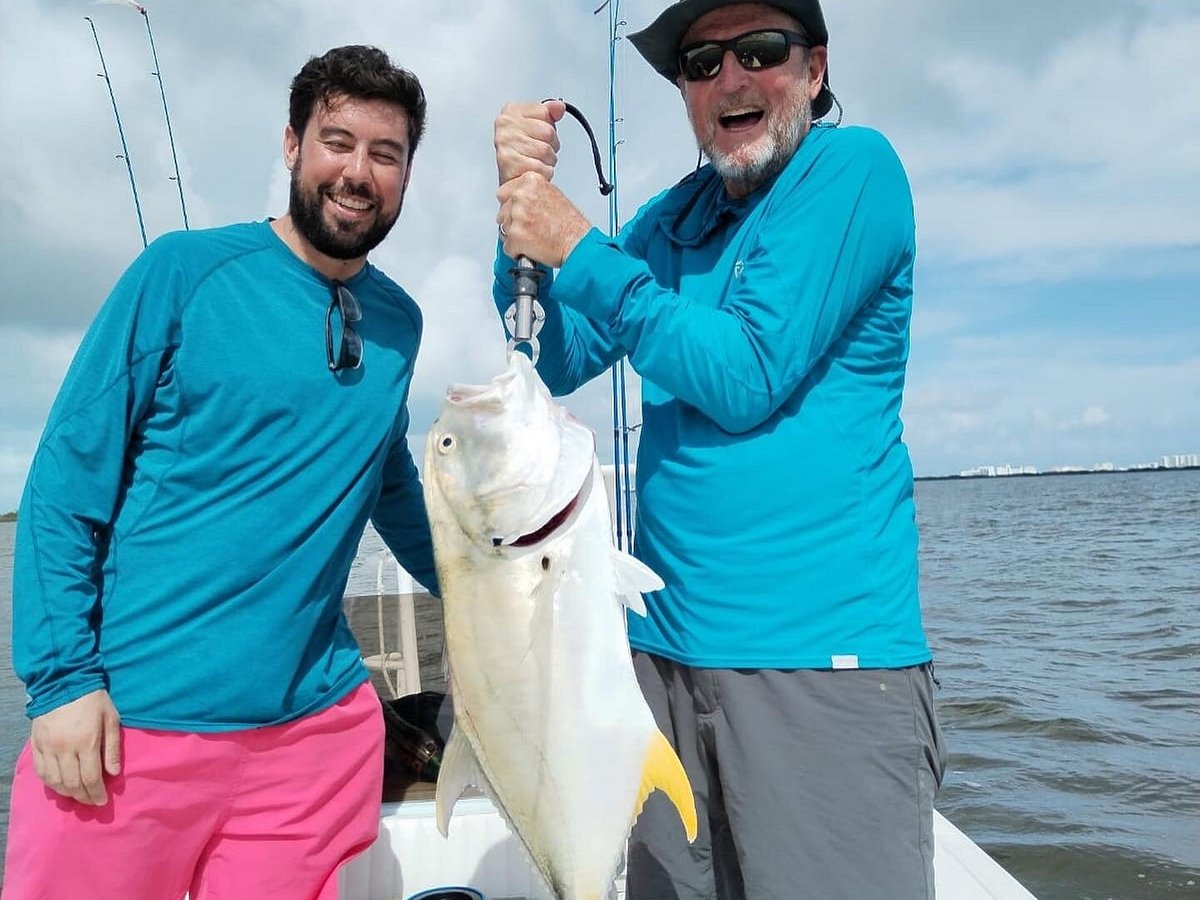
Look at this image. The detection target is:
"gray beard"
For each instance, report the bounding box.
[702,89,812,196]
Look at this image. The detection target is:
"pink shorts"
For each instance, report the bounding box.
[2,681,384,900]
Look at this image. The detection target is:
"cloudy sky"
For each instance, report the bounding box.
[1,0,1197,511]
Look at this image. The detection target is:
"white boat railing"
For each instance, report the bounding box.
[360,552,422,699]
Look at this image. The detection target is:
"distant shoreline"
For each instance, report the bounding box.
[915,464,1200,483]
[0,467,1195,517]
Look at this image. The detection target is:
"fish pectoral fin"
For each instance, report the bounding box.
[434,726,487,838]
[611,550,664,616]
[636,730,699,843]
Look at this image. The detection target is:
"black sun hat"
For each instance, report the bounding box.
[628,0,834,119]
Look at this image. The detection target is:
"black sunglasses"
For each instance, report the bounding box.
[325,281,362,372]
[678,29,812,82]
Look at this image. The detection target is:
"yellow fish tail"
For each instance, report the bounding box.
[637,730,698,842]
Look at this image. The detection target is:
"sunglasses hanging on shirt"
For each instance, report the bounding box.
[326,281,363,372]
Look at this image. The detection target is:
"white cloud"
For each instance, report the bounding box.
[903,335,1200,474]
[1,0,1198,506]
[910,305,973,342]
[1078,405,1111,428]
[899,14,1200,276]
[0,326,86,509]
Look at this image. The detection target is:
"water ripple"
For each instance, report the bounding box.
[918,470,1200,897]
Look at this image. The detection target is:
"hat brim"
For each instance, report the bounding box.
[629,0,833,119]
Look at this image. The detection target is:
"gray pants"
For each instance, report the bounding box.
[627,653,947,900]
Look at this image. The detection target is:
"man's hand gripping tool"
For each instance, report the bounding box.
[504,100,613,365]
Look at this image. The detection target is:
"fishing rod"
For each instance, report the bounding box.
[135,2,190,230]
[85,15,148,249]
[503,3,637,549]
[596,0,638,552]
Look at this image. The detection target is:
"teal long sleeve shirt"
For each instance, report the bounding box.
[14,221,438,728]
[494,125,930,669]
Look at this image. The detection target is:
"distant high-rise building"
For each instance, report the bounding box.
[1160,454,1200,469]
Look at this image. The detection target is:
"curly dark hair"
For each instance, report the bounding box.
[289,45,427,160]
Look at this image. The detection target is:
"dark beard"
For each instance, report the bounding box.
[288,165,402,261]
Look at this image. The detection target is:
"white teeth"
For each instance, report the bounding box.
[330,193,372,211]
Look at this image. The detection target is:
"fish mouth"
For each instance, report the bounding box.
[493,475,589,549]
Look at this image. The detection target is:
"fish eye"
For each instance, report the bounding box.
[438,434,456,453]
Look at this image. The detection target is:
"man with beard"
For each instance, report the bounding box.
[6,45,435,898]
[491,2,944,898]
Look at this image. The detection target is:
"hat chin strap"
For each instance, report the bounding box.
[816,88,843,126]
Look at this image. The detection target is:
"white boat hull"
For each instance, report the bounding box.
[338,798,1037,899]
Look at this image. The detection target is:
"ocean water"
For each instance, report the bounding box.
[915,470,1200,899]
[1,470,1198,897]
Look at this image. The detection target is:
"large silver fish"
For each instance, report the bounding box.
[424,352,697,900]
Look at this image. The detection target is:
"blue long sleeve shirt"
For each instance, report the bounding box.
[14,220,438,728]
[494,125,930,669]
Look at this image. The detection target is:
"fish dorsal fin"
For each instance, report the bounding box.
[636,730,698,842]
[434,726,488,837]
[611,549,663,617]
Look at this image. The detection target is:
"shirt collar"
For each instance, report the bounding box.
[662,166,764,248]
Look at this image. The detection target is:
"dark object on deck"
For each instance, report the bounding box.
[381,690,449,797]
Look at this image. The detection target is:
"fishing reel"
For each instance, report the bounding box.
[505,100,613,364]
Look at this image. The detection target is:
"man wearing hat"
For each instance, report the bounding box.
[491,2,945,897]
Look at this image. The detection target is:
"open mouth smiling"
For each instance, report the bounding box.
[718,107,765,131]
